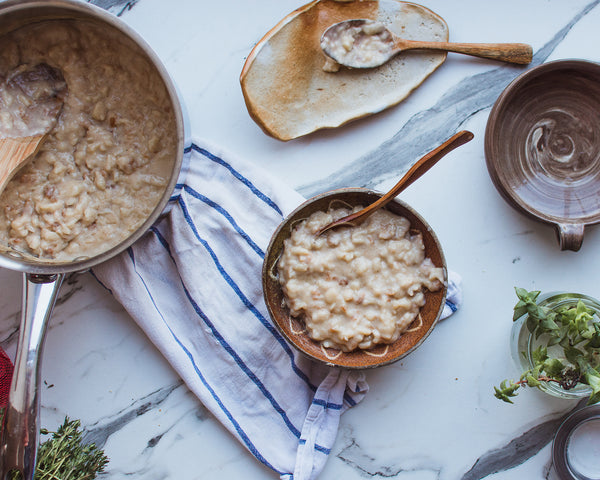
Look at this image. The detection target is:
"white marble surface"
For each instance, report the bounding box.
[1,0,600,478]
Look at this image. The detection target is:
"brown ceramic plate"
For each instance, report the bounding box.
[262,188,448,368]
[240,0,448,141]
[485,60,600,251]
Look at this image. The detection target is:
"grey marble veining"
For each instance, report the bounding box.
[298,0,600,197]
[461,400,587,480]
[88,0,139,17]
[82,381,184,449]
[336,428,443,478]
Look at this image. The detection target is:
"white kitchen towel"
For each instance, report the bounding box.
[92,138,462,480]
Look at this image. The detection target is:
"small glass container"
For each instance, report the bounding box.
[552,404,600,479]
[510,291,600,400]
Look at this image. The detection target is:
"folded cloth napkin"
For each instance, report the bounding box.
[92,139,462,480]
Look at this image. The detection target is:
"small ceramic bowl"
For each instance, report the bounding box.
[485,60,600,251]
[262,188,448,369]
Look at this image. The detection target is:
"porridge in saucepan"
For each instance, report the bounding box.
[278,207,444,352]
[0,19,177,261]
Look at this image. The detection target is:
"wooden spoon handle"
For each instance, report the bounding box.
[396,39,533,65]
[317,130,474,235]
[354,130,474,217]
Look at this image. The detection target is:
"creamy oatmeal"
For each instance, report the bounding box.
[0,20,177,261]
[278,207,444,352]
[321,20,393,69]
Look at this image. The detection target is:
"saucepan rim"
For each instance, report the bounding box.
[0,0,186,275]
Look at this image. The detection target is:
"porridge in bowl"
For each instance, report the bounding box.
[0,19,177,261]
[278,206,445,352]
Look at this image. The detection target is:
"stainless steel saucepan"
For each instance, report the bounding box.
[0,2,186,478]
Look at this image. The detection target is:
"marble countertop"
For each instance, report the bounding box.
[1,0,600,478]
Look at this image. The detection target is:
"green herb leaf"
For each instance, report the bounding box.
[585,323,600,348]
[531,346,548,364]
[0,415,109,480]
[494,380,521,403]
[543,358,565,378]
[564,346,584,366]
[525,375,541,387]
[513,288,540,321]
[496,289,600,405]
[583,370,600,405]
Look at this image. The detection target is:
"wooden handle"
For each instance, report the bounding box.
[361,130,474,214]
[317,130,474,235]
[397,39,533,65]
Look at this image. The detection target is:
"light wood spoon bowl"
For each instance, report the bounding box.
[321,19,532,69]
[317,130,474,235]
[0,134,47,193]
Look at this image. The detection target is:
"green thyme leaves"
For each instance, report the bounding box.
[3,416,108,480]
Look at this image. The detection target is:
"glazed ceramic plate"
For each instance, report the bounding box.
[240,0,448,141]
[262,188,447,369]
[485,60,600,251]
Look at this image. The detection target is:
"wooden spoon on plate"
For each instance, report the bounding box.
[321,19,532,69]
[0,63,67,193]
[317,130,474,236]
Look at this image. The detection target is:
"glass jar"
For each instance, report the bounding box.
[552,403,600,479]
[510,291,600,400]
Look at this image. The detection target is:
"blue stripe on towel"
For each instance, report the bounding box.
[153,221,349,422]
[149,226,333,457]
[89,270,113,295]
[176,196,317,392]
[181,184,265,258]
[179,183,359,408]
[125,246,281,474]
[312,398,343,410]
[178,173,360,408]
[192,144,283,217]
[180,271,302,439]
[299,439,330,455]
[445,300,457,313]
[155,205,310,440]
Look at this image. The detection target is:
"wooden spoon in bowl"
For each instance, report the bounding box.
[321,19,532,69]
[0,63,67,193]
[317,130,474,236]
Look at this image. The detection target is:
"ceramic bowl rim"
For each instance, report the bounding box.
[484,59,600,227]
[262,187,448,369]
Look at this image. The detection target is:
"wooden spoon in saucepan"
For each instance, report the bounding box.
[0,63,67,193]
[321,19,532,69]
[316,130,474,236]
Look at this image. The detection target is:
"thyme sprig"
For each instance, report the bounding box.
[2,415,108,480]
[494,288,600,405]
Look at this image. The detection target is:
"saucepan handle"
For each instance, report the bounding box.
[0,273,64,480]
[555,223,584,252]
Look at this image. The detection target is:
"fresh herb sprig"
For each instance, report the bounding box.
[494,288,600,405]
[2,415,108,480]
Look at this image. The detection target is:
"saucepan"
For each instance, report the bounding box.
[0,1,186,478]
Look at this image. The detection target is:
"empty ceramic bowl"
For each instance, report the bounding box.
[262,188,448,369]
[485,60,600,251]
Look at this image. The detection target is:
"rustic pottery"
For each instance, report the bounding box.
[485,60,600,252]
[262,188,448,369]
